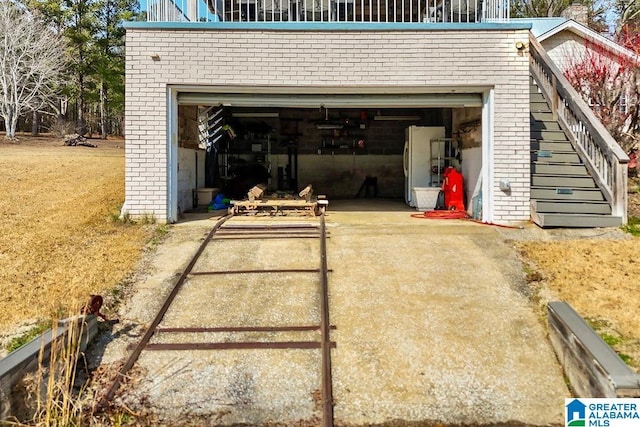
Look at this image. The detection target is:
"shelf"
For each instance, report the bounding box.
[316,124,344,130]
[316,148,365,155]
[430,138,461,187]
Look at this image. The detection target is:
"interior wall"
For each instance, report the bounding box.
[177,147,205,212]
[179,105,200,149]
[453,107,483,212]
[177,105,206,212]
[271,154,403,198]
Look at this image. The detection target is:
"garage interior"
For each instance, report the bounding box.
[175,100,483,215]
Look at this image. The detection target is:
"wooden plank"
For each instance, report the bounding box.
[532,163,589,176]
[232,198,320,216]
[547,302,640,397]
[531,175,597,188]
[535,213,622,228]
[530,187,604,201]
[532,200,611,215]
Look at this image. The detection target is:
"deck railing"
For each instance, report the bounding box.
[146,0,509,23]
[529,33,629,222]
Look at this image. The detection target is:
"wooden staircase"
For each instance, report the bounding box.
[529,80,624,228]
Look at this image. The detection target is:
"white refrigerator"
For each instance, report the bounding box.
[403,126,445,207]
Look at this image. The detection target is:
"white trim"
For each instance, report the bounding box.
[177,91,483,108]
[481,88,494,223]
[168,88,179,223]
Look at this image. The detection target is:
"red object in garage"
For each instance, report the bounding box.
[442,167,465,211]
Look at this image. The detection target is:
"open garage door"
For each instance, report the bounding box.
[177,92,482,109]
[171,89,486,220]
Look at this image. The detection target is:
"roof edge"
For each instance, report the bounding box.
[123,21,532,31]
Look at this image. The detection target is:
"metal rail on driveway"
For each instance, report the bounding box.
[98,212,336,426]
[99,213,233,406]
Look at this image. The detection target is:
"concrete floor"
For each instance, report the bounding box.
[97,199,569,425]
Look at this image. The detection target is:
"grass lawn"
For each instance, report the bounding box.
[0,135,154,349]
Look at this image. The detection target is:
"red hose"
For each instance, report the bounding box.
[410,210,468,219]
[411,211,525,229]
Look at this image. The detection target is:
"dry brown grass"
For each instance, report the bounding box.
[0,135,152,333]
[517,236,640,369]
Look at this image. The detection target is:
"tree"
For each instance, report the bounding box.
[27,0,139,137]
[26,0,73,135]
[93,0,139,138]
[615,0,640,32]
[563,38,640,153]
[0,0,66,139]
[511,0,607,31]
[64,0,98,133]
[512,0,573,17]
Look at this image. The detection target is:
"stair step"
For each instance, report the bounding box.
[528,75,620,228]
[532,212,623,228]
[532,199,611,214]
[532,150,580,163]
[530,120,561,131]
[531,140,573,151]
[531,129,569,141]
[531,111,555,121]
[533,162,588,176]
[531,186,605,201]
[530,101,551,112]
[530,92,546,102]
[531,174,597,188]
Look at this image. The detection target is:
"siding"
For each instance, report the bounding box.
[125,28,531,223]
[542,31,586,72]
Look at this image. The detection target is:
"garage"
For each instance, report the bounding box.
[171,89,487,218]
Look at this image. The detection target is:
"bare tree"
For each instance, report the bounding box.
[0,0,66,139]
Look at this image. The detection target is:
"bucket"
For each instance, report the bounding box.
[195,188,219,206]
[411,187,440,210]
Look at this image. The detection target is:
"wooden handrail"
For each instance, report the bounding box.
[528,32,629,222]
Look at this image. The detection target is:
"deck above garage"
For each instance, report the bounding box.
[146,0,510,24]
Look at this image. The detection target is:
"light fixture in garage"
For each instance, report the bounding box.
[315,124,344,130]
[373,115,421,121]
[232,112,279,118]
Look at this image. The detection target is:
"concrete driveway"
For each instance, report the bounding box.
[98,200,569,425]
[327,201,569,425]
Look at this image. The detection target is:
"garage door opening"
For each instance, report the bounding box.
[174,103,483,216]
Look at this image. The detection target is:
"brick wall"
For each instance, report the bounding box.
[125,27,531,223]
